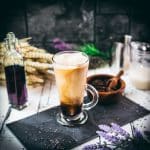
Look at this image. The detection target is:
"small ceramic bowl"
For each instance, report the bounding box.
[87,74,126,104]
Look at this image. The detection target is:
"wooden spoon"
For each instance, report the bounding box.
[107,70,124,91]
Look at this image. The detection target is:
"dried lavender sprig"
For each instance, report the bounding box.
[111,123,130,138]
[82,143,103,150]
[54,43,72,51]
[131,124,144,141]
[98,124,112,132]
[82,143,112,150]
[53,38,62,44]
[96,131,121,144]
[52,38,72,51]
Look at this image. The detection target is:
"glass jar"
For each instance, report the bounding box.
[129,42,150,90]
[3,32,28,110]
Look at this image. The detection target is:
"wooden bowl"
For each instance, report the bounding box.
[87,74,126,104]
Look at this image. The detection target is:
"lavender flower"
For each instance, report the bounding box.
[83,123,149,150]
[52,38,72,51]
[111,123,130,138]
[53,38,62,44]
[82,143,112,150]
[131,125,144,141]
[82,143,102,150]
[96,131,121,144]
[98,125,112,132]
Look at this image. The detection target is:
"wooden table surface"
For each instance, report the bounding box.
[0,67,150,150]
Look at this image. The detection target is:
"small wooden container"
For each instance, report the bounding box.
[87,74,126,104]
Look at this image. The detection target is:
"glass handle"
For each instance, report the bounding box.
[83,84,99,110]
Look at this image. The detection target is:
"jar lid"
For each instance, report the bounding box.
[131,41,150,51]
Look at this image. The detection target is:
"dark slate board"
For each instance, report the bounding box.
[7,96,150,150]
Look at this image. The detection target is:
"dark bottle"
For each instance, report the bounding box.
[3,32,28,110]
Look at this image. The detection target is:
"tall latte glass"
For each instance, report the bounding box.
[52,51,98,126]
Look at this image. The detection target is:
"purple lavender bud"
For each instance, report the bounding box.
[54,44,66,51]
[82,143,112,150]
[54,42,72,51]
[96,131,120,144]
[60,42,71,50]
[98,124,111,132]
[53,38,62,44]
[82,143,102,150]
[54,44,63,50]
[111,123,130,138]
[65,43,72,50]
[54,43,61,47]
[132,126,144,141]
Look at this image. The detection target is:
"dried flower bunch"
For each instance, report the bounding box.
[0,38,54,87]
[51,38,110,61]
[52,38,73,51]
[51,38,109,69]
[83,123,150,150]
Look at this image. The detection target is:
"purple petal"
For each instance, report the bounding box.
[52,38,62,44]
[96,131,120,144]
[54,44,66,51]
[54,43,72,51]
[98,125,111,132]
[111,123,130,138]
[132,126,144,141]
[82,143,102,150]
[65,44,72,50]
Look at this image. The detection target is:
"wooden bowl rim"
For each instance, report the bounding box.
[87,74,126,95]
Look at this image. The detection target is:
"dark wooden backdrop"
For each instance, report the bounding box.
[0,0,149,52]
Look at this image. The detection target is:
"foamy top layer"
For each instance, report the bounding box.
[53,52,88,67]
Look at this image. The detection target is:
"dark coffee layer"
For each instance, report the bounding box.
[61,103,82,117]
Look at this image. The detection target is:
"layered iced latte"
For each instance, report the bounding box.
[53,52,89,117]
[53,51,98,126]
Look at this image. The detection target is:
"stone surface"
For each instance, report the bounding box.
[96,0,130,14]
[131,14,150,41]
[27,0,94,43]
[130,0,149,14]
[0,1,26,40]
[0,0,150,52]
[95,14,129,51]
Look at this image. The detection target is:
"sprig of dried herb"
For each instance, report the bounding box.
[51,38,110,60]
[82,123,150,150]
[52,38,72,51]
